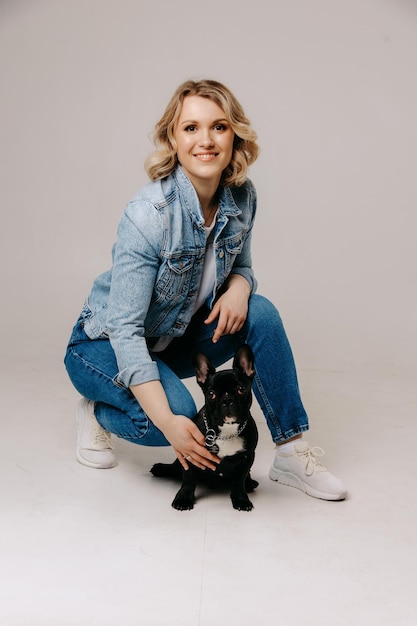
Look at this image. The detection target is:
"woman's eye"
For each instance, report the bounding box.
[184,125,196,132]
[214,124,227,131]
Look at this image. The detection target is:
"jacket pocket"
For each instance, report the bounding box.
[154,253,195,303]
[220,232,245,276]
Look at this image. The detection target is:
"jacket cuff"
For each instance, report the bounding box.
[114,361,161,388]
[230,268,258,294]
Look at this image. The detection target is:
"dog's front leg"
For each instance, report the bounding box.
[172,468,197,511]
[230,478,253,511]
[229,456,254,511]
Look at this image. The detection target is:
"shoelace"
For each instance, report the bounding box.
[297,446,326,476]
[91,420,114,450]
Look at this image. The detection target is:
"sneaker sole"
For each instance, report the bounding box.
[269,467,346,501]
[75,448,116,469]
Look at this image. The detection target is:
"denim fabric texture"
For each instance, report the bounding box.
[65,295,309,445]
[65,166,309,445]
[81,166,257,388]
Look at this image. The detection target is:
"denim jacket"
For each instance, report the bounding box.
[81,166,257,387]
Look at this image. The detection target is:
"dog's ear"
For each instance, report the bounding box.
[193,352,216,386]
[233,344,255,378]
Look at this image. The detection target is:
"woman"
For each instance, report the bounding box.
[64,79,347,501]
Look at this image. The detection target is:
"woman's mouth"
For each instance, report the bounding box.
[194,153,217,161]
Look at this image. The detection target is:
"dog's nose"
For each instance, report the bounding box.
[221,393,234,407]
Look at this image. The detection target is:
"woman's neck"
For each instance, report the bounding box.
[202,198,218,227]
[191,179,220,226]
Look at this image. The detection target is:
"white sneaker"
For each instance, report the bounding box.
[269,440,347,501]
[76,398,116,469]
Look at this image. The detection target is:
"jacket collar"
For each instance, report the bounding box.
[173,165,242,225]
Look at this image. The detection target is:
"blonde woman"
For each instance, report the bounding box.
[65,79,347,501]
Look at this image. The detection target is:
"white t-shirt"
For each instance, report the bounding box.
[151,217,217,353]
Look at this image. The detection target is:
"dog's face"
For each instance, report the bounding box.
[193,344,255,428]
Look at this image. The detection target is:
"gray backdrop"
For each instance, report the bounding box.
[1,0,416,376]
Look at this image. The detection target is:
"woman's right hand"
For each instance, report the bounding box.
[162,414,220,472]
[129,380,219,471]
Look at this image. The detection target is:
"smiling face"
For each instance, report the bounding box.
[173,95,235,190]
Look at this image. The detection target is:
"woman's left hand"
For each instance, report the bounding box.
[204,274,251,343]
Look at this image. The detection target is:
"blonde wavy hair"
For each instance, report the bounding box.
[144,79,259,187]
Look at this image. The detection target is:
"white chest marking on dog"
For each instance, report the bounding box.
[216,424,245,459]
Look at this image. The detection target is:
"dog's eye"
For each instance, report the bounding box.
[209,390,216,400]
[237,386,246,395]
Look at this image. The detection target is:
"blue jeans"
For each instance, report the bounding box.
[64,294,309,445]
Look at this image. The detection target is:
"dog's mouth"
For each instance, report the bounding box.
[223,416,237,424]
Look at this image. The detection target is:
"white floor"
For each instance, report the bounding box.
[1,350,416,626]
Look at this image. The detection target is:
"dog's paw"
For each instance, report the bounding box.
[150,463,165,476]
[231,496,254,511]
[150,460,182,478]
[172,497,195,511]
[172,486,195,511]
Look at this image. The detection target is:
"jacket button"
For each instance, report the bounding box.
[218,250,224,258]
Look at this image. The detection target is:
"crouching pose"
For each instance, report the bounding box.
[64,79,347,502]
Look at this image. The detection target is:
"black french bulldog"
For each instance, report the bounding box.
[151,344,259,511]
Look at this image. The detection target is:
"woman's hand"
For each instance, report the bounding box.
[130,380,220,471]
[204,274,251,343]
[163,414,220,471]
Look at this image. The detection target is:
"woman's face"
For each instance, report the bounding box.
[173,95,235,189]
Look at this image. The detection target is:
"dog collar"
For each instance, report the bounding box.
[201,408,248,450]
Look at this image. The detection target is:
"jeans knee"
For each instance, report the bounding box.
[248,294,283,327]
[166,385,197,419]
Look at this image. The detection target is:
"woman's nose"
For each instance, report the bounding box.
[199,130,214,147]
